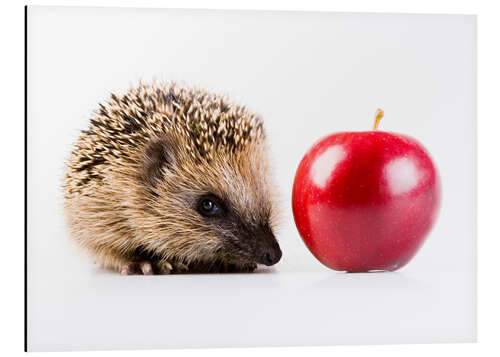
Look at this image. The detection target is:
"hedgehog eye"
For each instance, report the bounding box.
[197,196,222,217]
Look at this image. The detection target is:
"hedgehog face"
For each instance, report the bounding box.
[192,191,281,266]
[140,133,281,268]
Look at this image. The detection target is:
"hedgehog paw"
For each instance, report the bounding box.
[156,261,173,275]
[119,261,155,275]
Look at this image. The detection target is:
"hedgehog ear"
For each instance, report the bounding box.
[141,134,179,188]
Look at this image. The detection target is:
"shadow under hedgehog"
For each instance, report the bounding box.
[62,82,282,275]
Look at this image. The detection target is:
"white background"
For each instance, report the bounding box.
[1,0,499,357]
[25,6,475,351]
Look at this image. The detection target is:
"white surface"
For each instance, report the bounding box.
[30,268,474,351]
[26,6,476,351]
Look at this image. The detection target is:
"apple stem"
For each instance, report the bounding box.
[373,108,384,130]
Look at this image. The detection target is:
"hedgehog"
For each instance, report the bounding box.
[62,81,282,275]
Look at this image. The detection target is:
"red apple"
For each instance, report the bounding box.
[292,109,441,272]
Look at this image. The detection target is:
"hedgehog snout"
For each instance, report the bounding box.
[253,228,282,266]
[256,241,282,266]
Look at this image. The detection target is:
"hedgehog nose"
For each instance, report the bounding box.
[253,224,282,266]
[260,246,282,266]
